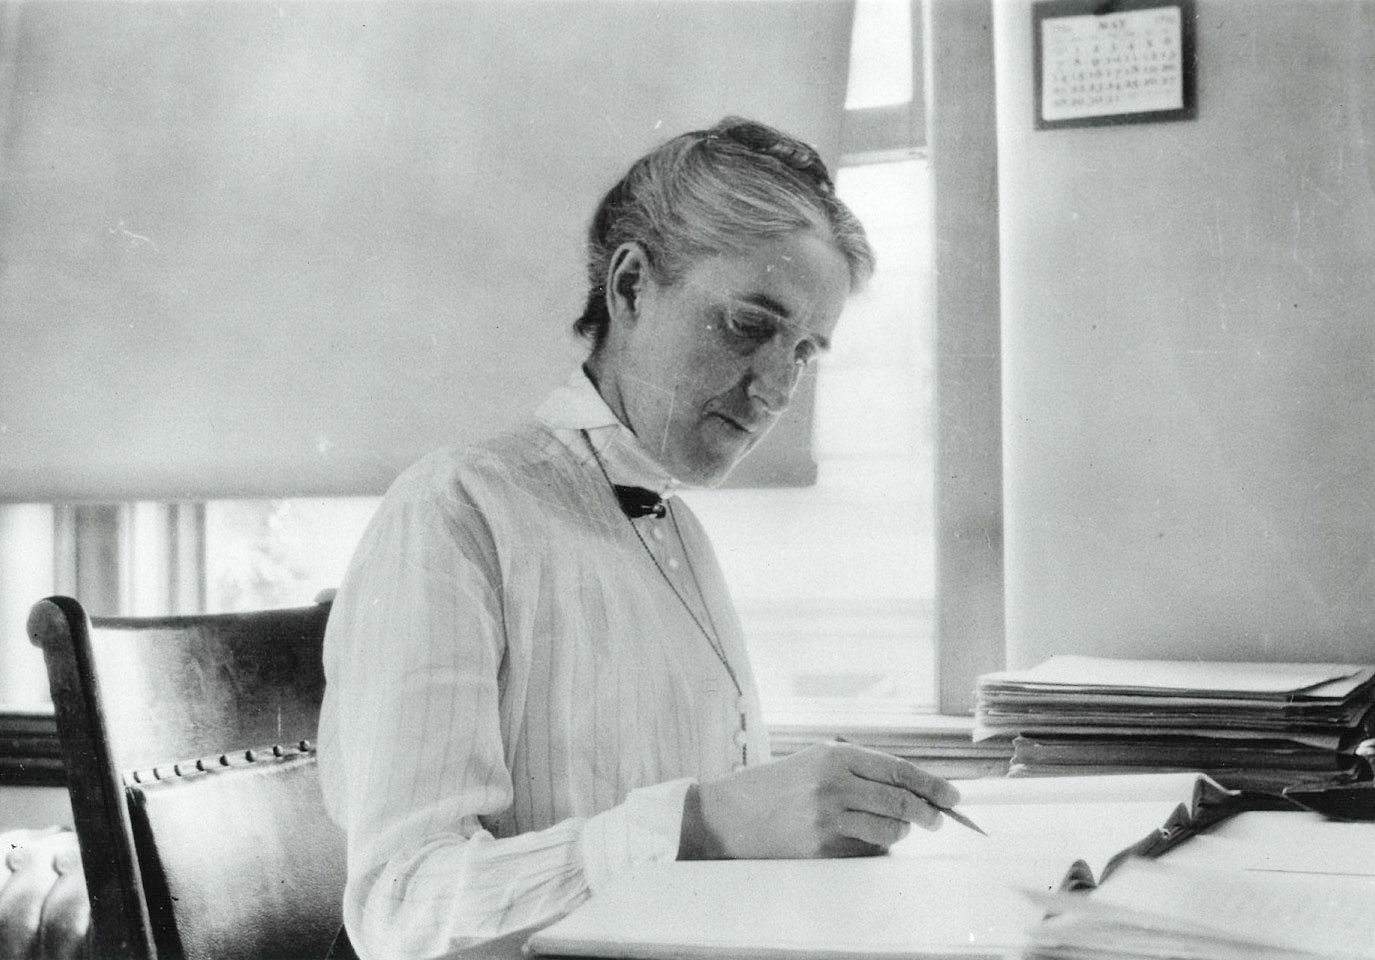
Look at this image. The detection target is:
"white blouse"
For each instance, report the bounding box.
[318,370,769,959]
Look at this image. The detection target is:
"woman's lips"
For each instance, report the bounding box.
[709,411,766,435]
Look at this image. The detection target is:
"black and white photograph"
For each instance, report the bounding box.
[1,1,1373,958]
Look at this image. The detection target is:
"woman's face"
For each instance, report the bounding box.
[612,231,851,486]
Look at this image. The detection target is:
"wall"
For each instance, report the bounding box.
[996,0,1375,666]
[0,786,72,832]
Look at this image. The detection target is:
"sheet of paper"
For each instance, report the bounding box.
[1026,884,1373,960]
[951,772,1205,806]
[1084,857,1375,954]
[972,723,1350,750]
[893,798,1184,885]
[891,776,1204,891]
[1163,810,1375,877]
[984,657,1366,696]
[529,858,1040,959]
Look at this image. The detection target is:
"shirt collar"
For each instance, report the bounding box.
[535,367,685,498]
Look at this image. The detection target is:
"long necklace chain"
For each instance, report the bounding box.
[664,505,742,698]
[582,432,743,701]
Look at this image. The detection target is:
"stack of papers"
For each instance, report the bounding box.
[975,657,1375,791]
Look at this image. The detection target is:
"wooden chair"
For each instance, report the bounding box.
[27,595,346,960]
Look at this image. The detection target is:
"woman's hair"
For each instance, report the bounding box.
[573,116,875,351]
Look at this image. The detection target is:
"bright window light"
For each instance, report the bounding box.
[845,0,914,110]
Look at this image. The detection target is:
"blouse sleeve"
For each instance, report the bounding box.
[317,463,692,960]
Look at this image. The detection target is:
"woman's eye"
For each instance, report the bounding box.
[724,311,777,343]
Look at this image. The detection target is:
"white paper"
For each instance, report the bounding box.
[984,656,1365,696]
[1163,810,1375,878]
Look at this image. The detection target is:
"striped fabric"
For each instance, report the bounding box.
[318,370,768,959]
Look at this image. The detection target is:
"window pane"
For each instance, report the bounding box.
[0,504,57,706]
[817,160,933,462]
[845,0,914,109]
[204,498,379,613]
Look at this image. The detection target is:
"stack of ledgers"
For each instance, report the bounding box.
[974,656,1375,792]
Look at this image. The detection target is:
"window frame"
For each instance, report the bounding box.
[924,0,1004,718]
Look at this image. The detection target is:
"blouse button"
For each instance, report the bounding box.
[733,729,749,748]
[666,557,680,571]
[651,526,665,542]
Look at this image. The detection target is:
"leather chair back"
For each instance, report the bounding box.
[28,596,342,960]
[127,747,344,960]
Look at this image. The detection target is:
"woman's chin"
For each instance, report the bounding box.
[677,443,752,487]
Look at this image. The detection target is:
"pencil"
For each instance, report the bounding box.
[935,804,987,837]
[827,736,988,837]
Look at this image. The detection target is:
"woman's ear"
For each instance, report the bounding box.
[605,242,649,331]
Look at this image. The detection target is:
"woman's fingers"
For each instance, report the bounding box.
[844,776,944,831]
[839,744,961,811]
[687,742,962,860]
[833,810,913,850]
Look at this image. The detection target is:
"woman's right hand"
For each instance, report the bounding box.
[678,741,961,860]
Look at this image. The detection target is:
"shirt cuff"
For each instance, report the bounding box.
[578,777,695,894]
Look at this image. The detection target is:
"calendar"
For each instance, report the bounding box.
[1033,1,1195,129]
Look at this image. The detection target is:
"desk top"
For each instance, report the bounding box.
[523,804,1375,960]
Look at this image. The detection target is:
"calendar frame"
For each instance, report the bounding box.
[1032,0,1196,130]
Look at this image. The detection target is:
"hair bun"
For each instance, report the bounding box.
[703,117,834,195]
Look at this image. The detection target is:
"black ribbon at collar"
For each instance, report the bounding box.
[614,485,667,519]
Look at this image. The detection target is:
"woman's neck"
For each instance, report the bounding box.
[582,356,633,433]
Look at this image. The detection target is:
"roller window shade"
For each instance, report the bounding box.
[0,0,854,502]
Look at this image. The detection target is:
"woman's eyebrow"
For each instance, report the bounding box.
[737,292,791,318]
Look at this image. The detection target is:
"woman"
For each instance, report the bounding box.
[319,117,960,959]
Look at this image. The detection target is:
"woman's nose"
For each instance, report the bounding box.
[745,342,801,412]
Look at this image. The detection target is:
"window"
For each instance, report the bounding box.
[204,499,376,614]
[0,505,58,707]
